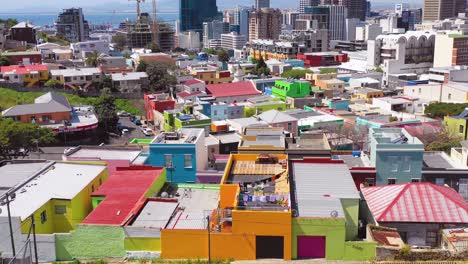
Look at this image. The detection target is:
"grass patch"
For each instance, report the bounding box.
[0,88,142,115]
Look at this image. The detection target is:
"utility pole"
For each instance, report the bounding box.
[206,215,211,264]
[31,215,38,264]
[3,193,16,256]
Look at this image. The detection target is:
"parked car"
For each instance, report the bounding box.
[133,119,142,126]
[121,129,129,136]
[117,111,131,117]
[143,128,154,136]
[140,125,148,131]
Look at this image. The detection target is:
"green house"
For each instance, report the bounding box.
[163,109,211,133]
[272,80,312,101]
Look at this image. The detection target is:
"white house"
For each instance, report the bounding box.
[71,40,110,59]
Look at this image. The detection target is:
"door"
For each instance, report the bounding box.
[297,236,326,259]
[256,236,284,259]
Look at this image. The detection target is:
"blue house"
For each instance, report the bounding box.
[200,101,244,121]
[369,128,424,185]
[145,128,208,183]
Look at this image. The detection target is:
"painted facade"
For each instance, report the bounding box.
[272,80,312,101]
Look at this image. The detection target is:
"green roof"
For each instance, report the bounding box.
[448,34,468,38]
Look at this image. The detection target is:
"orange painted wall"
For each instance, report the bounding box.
[161,229,208,259]
[210,233,256,260]
[219,184,240,209]
[17,111,71,124]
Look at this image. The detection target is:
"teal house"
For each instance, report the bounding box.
[272,80,312,101]
[369,128,424,185]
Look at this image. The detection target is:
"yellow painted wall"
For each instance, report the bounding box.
[124,237,161,251]
[161,229,208,259]
[21,168,107,234]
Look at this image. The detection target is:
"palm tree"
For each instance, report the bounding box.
[85,51,101,67]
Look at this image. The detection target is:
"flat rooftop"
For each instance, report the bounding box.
[131,200,178,229]
[0,161,53,196]
[0,162,106,220]
[64,146,141,161]
[239,128,286,149]
[151,128,204,144]
[287,133,331,151]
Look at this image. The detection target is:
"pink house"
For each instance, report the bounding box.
[257,109,298,137]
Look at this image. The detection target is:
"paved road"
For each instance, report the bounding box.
[109,117,153,145]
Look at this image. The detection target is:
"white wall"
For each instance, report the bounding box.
[433,34,454,68]
[195,130,208,171]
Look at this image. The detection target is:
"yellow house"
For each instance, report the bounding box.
[0,162,107,235]
[0,64,49,87]
[353,87,384,103]
[190,67,233,84]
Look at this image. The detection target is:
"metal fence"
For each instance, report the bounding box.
[1,239,33,264]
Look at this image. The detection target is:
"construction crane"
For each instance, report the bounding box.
[152,0,159,46]
[130,0,145,22]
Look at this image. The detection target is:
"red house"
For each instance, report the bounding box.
[3,51,42,65]
[297,52,348,67]
[144,93,175,121]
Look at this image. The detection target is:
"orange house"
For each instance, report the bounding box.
[162,153,292,260]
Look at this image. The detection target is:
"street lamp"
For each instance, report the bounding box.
[1,192,17,256]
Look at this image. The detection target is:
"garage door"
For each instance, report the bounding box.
[256,236,284,259]
[297,236,326,259]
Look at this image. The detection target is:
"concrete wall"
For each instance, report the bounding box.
[382,223,439,246]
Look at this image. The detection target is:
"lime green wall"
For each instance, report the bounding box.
[244,102,290,117]
[92,196,105,209]
[444,116,468,140]
[292,218,346,260]
[292,217,376,260]
[341,199,359,241]
[124,237,161,251]
[55,225,126,260]
[145,168,167,198]
[21,169,107,234]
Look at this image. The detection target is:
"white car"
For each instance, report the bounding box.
[143,128,154,136]
[121,129,129,136]
[140,125,148,131]
[117,111,130,117]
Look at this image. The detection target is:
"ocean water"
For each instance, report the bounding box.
[0,13,179,27]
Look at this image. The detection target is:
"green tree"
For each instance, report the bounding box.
[217,49,230,63]
[425,102,468,119]
[0,55,10,66]
[281,69,312,79]
[0,118,56,159]
[319,68,337,74]
[92,94,119,134]
[205,48,216,55]
[44,79,63,88]
[252,56,270,76]
[122,51,132,59]
[0,18,18,28]
[375,66,384,73]
[136,60,148,72]
[85,51,101,67]
[144,61,177,91]
[112,34,127,51]
[146,42,161,53]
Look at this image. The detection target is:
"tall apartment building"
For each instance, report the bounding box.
[233,6,251,41]
[203,20,230,48]
[56,8,90,42]
[329,5,348,41]
[180,0,219,34]
[255,0,270,10]
[434,31,468,67]
[423,0,465,21]
[221,32,247,50]
[298,0,320,13]
[249,8,282,41]
[158,23,176,51]
[340,0,368,21]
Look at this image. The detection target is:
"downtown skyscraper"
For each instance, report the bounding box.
[179,0,220,33]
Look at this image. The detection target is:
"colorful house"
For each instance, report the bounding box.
[144,128,208,183]
[257,109,299,136]
[144,93,175,121]
[368,128,424,185]
[272,80,312,101]
[55,166,167,260]
[243,95,289,117]
[0,64,49,87]
[361,182,468,247]
[2,51,42,65]
[205,81,262,104]
[290,158,376,260]
[352,88,384,103]
[200,101,245,121]
[444,108,468,140]
[324,98,350,110]
[163,106,212,133]
[189,64,233,84]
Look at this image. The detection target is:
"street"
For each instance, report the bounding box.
[109,117,153,145]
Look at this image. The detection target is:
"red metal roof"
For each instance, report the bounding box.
[184,79,204,86]
[82,166,164,226]
[362,182,468,223]
[205,81,261,98]
[177,91,203,98]
[0,64,48,74]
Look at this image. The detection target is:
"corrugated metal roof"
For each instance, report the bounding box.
[362,183,468,223]
[2,92,72,117]
[132,201,178,229]
[292,162,359,218]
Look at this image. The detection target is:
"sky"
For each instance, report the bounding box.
[0,0,421,13]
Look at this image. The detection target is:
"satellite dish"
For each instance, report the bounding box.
[330,210,339,218]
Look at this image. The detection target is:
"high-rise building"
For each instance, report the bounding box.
[203,20,230,48]
[423,0,465,21]
[249,8,282,41]
[158,23,176,51]
[329,5,348,41]
[221,32,247,50]
[255,0,270,10]
[56,8,90,42]
[233,6,251,41]
[434,31,468,67]
[180,0,219,34]
[339,0,367,21]
[298,0,320,13]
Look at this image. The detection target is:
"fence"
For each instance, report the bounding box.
[0,83,144,99]
[1,239,33,264]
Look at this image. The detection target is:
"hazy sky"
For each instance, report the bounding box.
[0,0,421,13]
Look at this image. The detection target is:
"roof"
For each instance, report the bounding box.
[12,22,38,29]
[257,110,298,124]
[0,163,106,220]
[177,91,204,98]
[2,92,72,117]
[3,51,41,56]
[0,161,53,196]
[442,227,468,252]
[184,79,204,86]
[50,68,101,77]
[82,166,164,226]
[0,65,48,74]
[131,200,178,228]
[368,225,404,248]
[206,81,261,98]
[111,72,148,81]
[362,183,468,223]
[423,152,457,169]
[64,146,141,162]
[292,159,360,218]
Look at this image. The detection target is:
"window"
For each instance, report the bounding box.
[402,156,411,172]
[418,88,421,94]
[388,178,396,185]
[40,210,47,224]
[184,154,193,168]
[389,156,398,172]
[91,185,95,192]
[459,179,468,200]
[55,205,66,215]
[42,115,52,122]
[460,125,464,134]
[435,178,445,186]
[448,93,452,100]
[411,178,420,183]
[214,110,218,116]
[426,230,438,247]
[365,178,375,187]
[287,122,293,131]
[99,178,102,185]
[164,154,173,168]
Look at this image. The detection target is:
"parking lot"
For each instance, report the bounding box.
[109,117,154,145]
